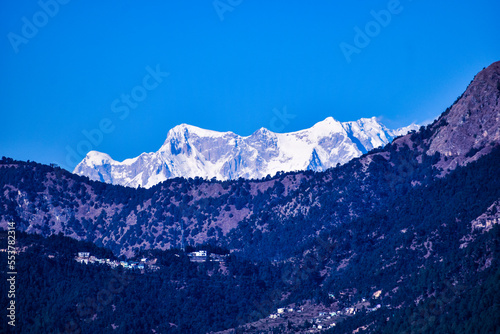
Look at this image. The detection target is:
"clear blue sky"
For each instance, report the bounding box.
[1,1,499,170]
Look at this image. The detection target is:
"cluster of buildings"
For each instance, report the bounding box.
[268,307,296,319]
[75,252,159,271]
[267,307,338,331]
[307,311,338,330]
[75,249,228,269]
[264,292,384,332]
[187,250,228,263]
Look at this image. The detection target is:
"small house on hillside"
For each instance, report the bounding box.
[189,250,207,257]
[188,250,208,262]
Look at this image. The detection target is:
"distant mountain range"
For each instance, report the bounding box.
[73,117,418,188]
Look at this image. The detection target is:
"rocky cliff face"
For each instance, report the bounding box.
[73,117,418,188]
[425,61,500,172]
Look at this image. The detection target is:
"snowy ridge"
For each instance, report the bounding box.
[74,117,419,188]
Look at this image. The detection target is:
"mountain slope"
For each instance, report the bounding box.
[426,61,500,171]
[73,117,418,188]
[1,62,499,260]
[3,152,499,333]
[0,61,499,333]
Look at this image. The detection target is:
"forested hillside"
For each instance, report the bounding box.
[1,145,498,333]
[0,62,499,333]
[1,63,498,261]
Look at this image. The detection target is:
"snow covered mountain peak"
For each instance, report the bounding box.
[309,116,343,135]
[167,123,232,138]
[83,151,114,165]
[74,117,419,188]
